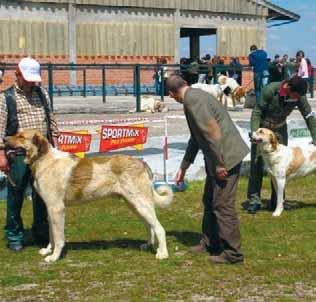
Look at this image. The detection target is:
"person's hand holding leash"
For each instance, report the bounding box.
[175,168,186,186]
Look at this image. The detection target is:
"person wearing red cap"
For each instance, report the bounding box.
[0,57,59,252]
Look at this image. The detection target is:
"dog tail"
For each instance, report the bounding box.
[143,161,173,208]
[152,185,173,208]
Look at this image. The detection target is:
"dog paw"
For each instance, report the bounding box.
[44,255,59,263]
[38,245,52,256]
[155,250,169,260]
[272,210,283,217]
[39,247,52,256]
[140,243,153,251]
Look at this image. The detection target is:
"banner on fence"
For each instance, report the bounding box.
[99,124,148,152]
[57,131,92,154]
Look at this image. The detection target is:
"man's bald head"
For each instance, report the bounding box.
[166,75,188,94]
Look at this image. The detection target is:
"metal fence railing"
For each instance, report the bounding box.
[1,63,314,111]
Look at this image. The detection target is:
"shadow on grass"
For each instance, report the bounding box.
[279,199,316,210]
[241,199,316,212]
[22,230,148,252]
[67,239,147,251]
[23,228,202,251]
[167,231,201,246]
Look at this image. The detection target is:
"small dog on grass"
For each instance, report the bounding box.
[5,130,173,262]
[251,128,316,217]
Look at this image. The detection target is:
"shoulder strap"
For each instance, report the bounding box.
[34,86,53,143]
[4,86,18,137]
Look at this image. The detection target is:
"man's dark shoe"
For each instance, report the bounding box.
[208,255,230,264]
[247,203,261,214]
[189,243,207,254]
[8,243,24,252]
[208,254,243,264]
[189,239,208,254]
[241,199,250,210]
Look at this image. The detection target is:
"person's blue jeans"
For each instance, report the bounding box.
[254,70,269,103]
[4,155,49,246]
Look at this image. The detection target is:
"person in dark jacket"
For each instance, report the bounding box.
[167,74,249,264]
[245,76,316,214]
[269,54,287,83]
[248,45,269,103]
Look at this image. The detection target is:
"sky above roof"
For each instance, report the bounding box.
[266,0,316,64]
[181,0,316,65]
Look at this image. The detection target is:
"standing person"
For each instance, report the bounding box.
[166,75,249,264]
[282,54,291,79]
[296,50,309,81]
[0,70,3,85]
[0,57,60,251]
[198,54,211,84]
[229,57,242,85]
[153,57,162,96]
[0,62,5,85]
[282,54,289,63]
[245,76,316,214]
[248,45,269,103]
[268,54,287,83]
[306,58,314,96]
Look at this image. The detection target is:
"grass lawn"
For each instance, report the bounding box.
[1,176,316,301]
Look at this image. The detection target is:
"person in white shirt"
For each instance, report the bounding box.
[296,50,309,80]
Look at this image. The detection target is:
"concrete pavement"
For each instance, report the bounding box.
[0,93,316,197]
[53,94,316,181]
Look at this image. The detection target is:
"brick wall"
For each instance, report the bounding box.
[0,54,173,89]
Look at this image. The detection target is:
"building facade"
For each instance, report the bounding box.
[0,0,298,86]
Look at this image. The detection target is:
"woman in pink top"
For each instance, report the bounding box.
[296,50,309,79]
[306,58,314,96]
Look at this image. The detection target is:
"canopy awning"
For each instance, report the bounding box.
[263,0,300,27]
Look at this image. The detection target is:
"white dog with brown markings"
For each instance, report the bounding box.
[252,128,316,217]
[5,130,173,262]
[192,75,246,109]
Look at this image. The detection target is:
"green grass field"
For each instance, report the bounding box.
[1,176,316,302]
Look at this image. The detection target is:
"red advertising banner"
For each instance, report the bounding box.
[57,131,92,153]
[99,125,148,152]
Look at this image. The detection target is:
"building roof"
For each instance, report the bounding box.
[262,0,300,23]
[22,0,300,24]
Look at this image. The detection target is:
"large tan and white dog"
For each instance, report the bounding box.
[252,128,316,217]
[5,130,173,262]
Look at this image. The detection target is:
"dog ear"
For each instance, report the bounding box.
[270,132,278,151]
[223,86,231,96]
[32,132,49,156]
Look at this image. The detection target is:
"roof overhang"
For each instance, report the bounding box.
[262,0,300,27]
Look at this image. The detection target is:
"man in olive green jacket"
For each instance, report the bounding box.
[167,75,249,264]
[246,76,316,213]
